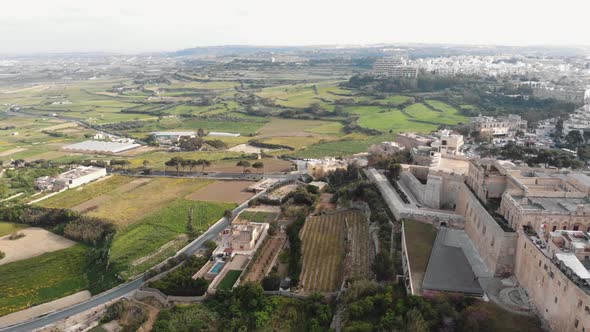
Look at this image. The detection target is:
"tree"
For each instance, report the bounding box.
[236,160,251,173]
[179,137,204,151]
[187,207,195,237]
[405,308,429,332]
[387,163,402,181]
[198,159,211,172]
[187,159,199,172]
[372,251,394,281]
[252,161,264,171]
[583,131,590,144]
[197,128,205,137]
[142,160,150,169]
[223,209,233,220]
[565,130,584,148]
[261,273,281,291]
[165,157,184,175]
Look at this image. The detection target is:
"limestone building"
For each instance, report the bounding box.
[470,114,527,136]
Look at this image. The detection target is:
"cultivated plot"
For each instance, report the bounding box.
[299,212,346,293]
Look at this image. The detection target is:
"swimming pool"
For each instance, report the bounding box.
[210,262,224,274]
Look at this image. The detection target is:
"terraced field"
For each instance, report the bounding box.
[342,211,371,280]
[299,212,346,293]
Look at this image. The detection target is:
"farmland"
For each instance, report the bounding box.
[0,245,89,316]
[342,211,371,280]
[299,212,346,293]
[185,180,254,204]
[37,175,135,209]
[110,199,236,277]
[40,177,213,225]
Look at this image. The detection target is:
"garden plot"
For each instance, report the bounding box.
[267,184,300,201]
[0,227,76,265]
[185,180,255,204]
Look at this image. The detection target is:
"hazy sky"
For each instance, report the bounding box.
[1,0,590,54]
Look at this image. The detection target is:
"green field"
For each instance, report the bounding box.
[238,211,277,223]
[218,270,243,290]
[404,220,437,293]
[290,134,395,158]
[345,101,467,133]
[110,199,236,277]
[0,245,89,316]
[37,175,135,209]
[0,222,26,237]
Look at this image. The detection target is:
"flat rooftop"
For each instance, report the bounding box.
[63,140,141,153]
[58,166,104,180]
[152,131,195,136]
[512,195,590,213]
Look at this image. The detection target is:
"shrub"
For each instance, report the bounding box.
[148,256,209,296]
[261,273,281,291]
[8,232,25,240]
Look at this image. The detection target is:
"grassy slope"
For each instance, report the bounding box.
[0,245,88,316]
[404,220,437,292]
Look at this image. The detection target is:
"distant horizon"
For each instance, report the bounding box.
[1,42,590,57]
[2,0,590,54]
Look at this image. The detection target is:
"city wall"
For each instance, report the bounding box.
[515,234,590,332]
[456,183,517,276]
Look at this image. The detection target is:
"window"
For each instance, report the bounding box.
[539,260,542,267]
[555,297,558,304]
[491,237,495,247]
[576,319,579,328]
[579,300,583,308]
[563,226,568,230]
[574,225,580,231]
[553,226,557,232]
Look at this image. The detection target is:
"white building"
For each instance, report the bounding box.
[35,166,107,191]
[431,130,464,156]
[63,140,141,154]
[151,131,196,143]
[373,57,418,79]
[208,132,241,137]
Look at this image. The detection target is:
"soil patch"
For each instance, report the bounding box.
[186,180,255,203]
[0,227,76,265]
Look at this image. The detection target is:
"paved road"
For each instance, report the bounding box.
[109,169,301,181]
